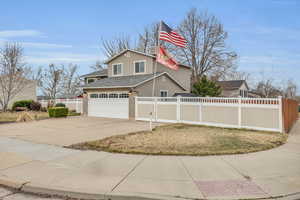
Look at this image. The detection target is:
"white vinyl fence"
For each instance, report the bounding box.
[135,97,283,132]
[39,98,83,113]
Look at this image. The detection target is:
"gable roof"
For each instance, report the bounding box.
[104,49,191,70]
[82,72,186,90]
[216,80,248,90]
[80,69,108,78]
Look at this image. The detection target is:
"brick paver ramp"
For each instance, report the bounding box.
[0,117,300,200]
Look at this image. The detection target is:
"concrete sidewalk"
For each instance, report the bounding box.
[0,122,300,200]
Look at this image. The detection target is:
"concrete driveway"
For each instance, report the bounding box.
[0,116,157,146]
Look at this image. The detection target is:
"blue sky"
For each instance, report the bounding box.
[0,0,299,89]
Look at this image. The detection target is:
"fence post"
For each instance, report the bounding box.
[278,96,283,133]
[154,97,158,121]
[177,96,181,122]
[135,97,137,121]
[199,100,202,123]
[238,96,242,128]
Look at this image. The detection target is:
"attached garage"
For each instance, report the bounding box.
[87,92,129,119]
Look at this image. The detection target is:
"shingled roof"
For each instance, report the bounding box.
[80,69,108,78]
[82,72,185,90]
[216,80,248,90]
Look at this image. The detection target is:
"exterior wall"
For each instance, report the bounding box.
[135,74,185,97]
[0,80,37,109]
[107,51,154,77]
[157,63,192,92]
[106,51,192,92]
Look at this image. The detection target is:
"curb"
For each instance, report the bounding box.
[1,176,300,200]
[22,183,105,200]
[0,175,27,190]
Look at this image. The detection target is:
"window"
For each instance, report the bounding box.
[113,63,122,76]
[87,79,95,84]
[160,90,168,97]
[239,90,248,97]
[134,61,145,74]
[90,94,98,98]
[119,93,129,98]
[109,93,118,98]
[99,93,108,98]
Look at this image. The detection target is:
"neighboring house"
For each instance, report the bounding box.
[81,49,192,98]
[0,79,37,110]
[216,80,249,97]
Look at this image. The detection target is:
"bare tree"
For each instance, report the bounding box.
[31,66,43,87]
[101,35,132,58]
[137,22,160,54]
[177,8,237,83]
[0,43,31,111]
[281,79,297,98]
[61,64,81,98]
[40,64,64,100]
[90,61,104,71]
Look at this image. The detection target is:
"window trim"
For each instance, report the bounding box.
[133,60,146,75]
[112,63,123,76]
[87,78,96,84]
[160,90,168,97]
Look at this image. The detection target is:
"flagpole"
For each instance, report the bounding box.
[151,21,161,97]
[149,21,161,131]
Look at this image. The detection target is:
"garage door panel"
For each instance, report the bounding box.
[88,99,129,119]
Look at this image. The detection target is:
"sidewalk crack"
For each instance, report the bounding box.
[110,156,147,192]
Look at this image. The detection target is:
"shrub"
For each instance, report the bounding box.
[30,101,41,111]
[55,103,66,107]
[192,76,221,97]
[48,107,69,118]
[12,100,33,111]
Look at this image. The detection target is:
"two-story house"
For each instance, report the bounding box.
[81,49,192,98]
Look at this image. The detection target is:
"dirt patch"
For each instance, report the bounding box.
[69,124,288,156]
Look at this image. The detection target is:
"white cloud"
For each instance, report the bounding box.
[24,52,100,64]
[0,30,43,38]
[21,42,72,49]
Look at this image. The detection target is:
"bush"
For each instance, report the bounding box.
[30,101,41,111]
[48,107,69,118]
[55,103,66,107]
[12,100,33,111]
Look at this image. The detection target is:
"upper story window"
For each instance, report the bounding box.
[112,63,122,76]
[160,90,168,97]
[87,78,95,84]
[134,61,145,74]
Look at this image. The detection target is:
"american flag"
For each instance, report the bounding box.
[159,21,187,48]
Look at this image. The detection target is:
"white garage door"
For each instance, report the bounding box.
[88,98,129,119]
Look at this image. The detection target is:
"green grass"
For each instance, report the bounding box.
[69,124,288,156]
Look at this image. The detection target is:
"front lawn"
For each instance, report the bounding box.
[69,124,287,156]
[0,111,49,123]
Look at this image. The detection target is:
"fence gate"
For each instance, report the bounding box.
[88,98,129,119]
